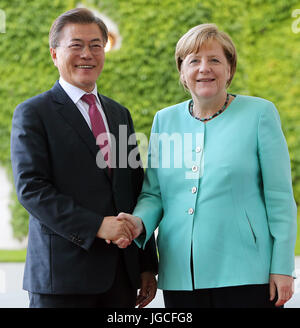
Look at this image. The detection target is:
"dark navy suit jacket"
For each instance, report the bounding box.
[11,81,158,294]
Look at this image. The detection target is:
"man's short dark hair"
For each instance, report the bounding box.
[49,8,108,48]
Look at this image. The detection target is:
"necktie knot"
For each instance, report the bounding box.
[81,93,96,106]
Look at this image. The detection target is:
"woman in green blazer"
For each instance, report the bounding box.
[116,24,297,308]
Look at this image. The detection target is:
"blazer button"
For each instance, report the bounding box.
[192,165,198,172]
[195,146,202,153]
[191,186,197,194]
[188,208,194,215]
[70,233,82,245]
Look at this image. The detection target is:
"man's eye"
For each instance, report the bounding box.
[90,44,104,51]
[70,44,82,48]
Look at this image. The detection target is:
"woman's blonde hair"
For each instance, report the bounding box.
[175,23,237,89]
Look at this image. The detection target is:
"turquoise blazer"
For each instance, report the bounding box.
[134,95,297,290]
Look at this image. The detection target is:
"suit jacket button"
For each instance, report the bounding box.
[70,233,81,244]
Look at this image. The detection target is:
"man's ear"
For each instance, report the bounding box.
[50,47,58,67]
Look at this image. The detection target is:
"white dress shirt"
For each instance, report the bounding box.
[59,77,111,136]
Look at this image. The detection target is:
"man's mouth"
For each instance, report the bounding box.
[75,65,95,69]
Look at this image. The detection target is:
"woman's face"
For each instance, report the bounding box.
[180,39,231,100]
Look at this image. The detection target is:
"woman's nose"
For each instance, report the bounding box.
[199,60,211,73]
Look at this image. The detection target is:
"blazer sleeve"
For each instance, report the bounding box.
[258,102,297,276]
[133,113,164,249]
[125,109,158,274]
[11,101,102,251]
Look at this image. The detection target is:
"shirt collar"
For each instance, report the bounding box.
[59,77,100,105]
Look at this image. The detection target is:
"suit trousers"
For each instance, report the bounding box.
[163,252,280,308]
[163,284,279,308]
[28,253,137,308]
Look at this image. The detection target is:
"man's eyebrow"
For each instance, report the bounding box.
[69,38,103,42]
[90,38,103,42]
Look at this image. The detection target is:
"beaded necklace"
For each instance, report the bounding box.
[189,93,230,122]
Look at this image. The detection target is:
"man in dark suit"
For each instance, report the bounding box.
[10,8,158,308]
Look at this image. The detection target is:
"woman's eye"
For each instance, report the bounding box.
[211,58,220,63]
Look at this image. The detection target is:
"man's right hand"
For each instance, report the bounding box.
[117,212,144,238]
[111,213,145,248]
[96,216,134,244]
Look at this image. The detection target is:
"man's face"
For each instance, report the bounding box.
[50,23,105,92]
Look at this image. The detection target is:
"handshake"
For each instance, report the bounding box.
[96,212,144,248]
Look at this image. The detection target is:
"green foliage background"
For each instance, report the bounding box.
[1,0,300,252]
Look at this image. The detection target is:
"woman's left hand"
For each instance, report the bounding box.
[269,274,294,307]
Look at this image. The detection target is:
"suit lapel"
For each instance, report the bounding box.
[50,81,111,180]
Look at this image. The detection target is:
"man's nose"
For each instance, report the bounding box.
[80,45,93,58]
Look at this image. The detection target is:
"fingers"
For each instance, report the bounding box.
[97,216,133,243]
[136,288,156,308]
[269,274,294,307]
[136,292,148,308]
[269,280,276,302]
[112,237,131,249]
[101,214,144,248]
[136,272,157,308]
[118,212,144,238]
[121,219,134,241]
[275,286,294,307]
[117,217,139,239]
[117,215,136,231]
[117,213,136,229]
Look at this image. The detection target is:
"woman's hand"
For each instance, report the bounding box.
[269,274,294,307]
[96,216,133,242]
[118,212,144,237]
[105,213,145,248]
